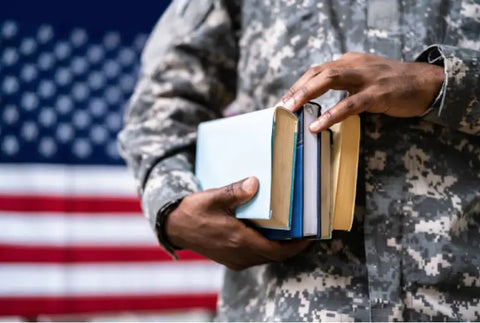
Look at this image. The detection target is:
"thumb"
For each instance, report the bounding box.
[210,177,259,210]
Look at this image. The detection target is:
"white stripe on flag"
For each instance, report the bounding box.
[0,262,224,296]
[0,212,158,246]
[0,164,137,196]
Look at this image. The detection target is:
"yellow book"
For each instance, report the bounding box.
[330,115,361,231]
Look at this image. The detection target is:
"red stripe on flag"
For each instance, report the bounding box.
[0,245,206,263]
[0,294,218,316]
[0,195,142,213]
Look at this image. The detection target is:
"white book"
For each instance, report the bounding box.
[302,103,332,238]
[303,104,319,236]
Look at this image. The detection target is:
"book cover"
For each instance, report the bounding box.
[195,106,297,229]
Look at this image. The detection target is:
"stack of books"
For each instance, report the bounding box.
[195,102,360,239]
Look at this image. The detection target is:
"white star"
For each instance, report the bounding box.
[105,86,122,105]
[39,137,57,157]
[38,80,56,98]
[55,68,73,86]
[72,138,92,158]
[87,45,104,64]
[72,82,90,102]
[107,141,120,159]
[54,41,71,61]
[106,113,122,132]
[71,56,88,75]
[72,110,91,130]
[118,47,136,66]
[20,38,37,56]
[2,135,19,156]
[2,21,18,39]
[56,123,74,143]
[38,52,55,71]
[103,32,121,50]
[2,76,19,94]
[37,24,54,44]
[3,105,19,125]
[120,74,135,93]
[38,107,57,128]
[88,98,107,117]
[90,125,109,144]
[2,47,19,66]
[103,60,121,79]
[71,28,88,48]
[20,64,38,82]
[55,95,73,114]
[21,121,38,141]
[21,92,39,111]
[133,34,148,52]
[88,72,106,90]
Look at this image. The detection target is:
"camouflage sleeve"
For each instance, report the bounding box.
[118,0,239,239]
[416,45,480,135]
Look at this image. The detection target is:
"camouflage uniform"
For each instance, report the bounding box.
[118,0,480,321]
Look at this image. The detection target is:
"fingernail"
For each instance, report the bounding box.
[309,118,323,132]
[283,97,295,111]
[242,177,257,193]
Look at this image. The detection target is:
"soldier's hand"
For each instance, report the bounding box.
[279,52,444,132]
[165,177,311,270]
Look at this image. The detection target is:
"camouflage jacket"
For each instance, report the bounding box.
[118,0,480,321]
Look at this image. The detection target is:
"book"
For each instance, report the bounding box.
[330,115,360,231]
[195,106,298,229]
[195,103,360,239]
[302,102,332,239]
[260,109,304,239]
[303,103,319,237]
[260,103,331,240]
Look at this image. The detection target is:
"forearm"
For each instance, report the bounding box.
[118,0,240,247]
[416,45,480,135]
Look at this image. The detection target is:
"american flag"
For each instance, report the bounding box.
[0,2,222,319]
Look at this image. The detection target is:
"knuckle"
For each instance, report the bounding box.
[308,65,322,76]
[299,85,309,97]
[283,86,296,101]
[324,68,340,79]
[287,86,296,96]
[323,110,333,120]
[342,99,356,112]
[223,207,235,217]
[224,183,237,200]
[226,231,245,249]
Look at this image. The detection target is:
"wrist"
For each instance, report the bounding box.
[155,198,185,258]
[163,202,187,250]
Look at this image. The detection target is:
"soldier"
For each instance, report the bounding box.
[118,0,480,321]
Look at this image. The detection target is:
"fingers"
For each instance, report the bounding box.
[280,66,363,112]
[308,93,368,132]
[208,177,259,210]
[241,226,313,262]
[279,63,332,111]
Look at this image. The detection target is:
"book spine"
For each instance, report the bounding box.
[261,110,303,240]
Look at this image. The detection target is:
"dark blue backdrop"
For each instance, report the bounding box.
[0,1,170,165]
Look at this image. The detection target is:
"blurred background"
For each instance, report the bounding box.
[0,1,223,321]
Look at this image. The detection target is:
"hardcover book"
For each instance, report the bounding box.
[195,106,297,229]
[195,103,360,239]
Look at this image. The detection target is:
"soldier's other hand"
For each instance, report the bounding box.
[279,52,444,132]
[165,177,311,270]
